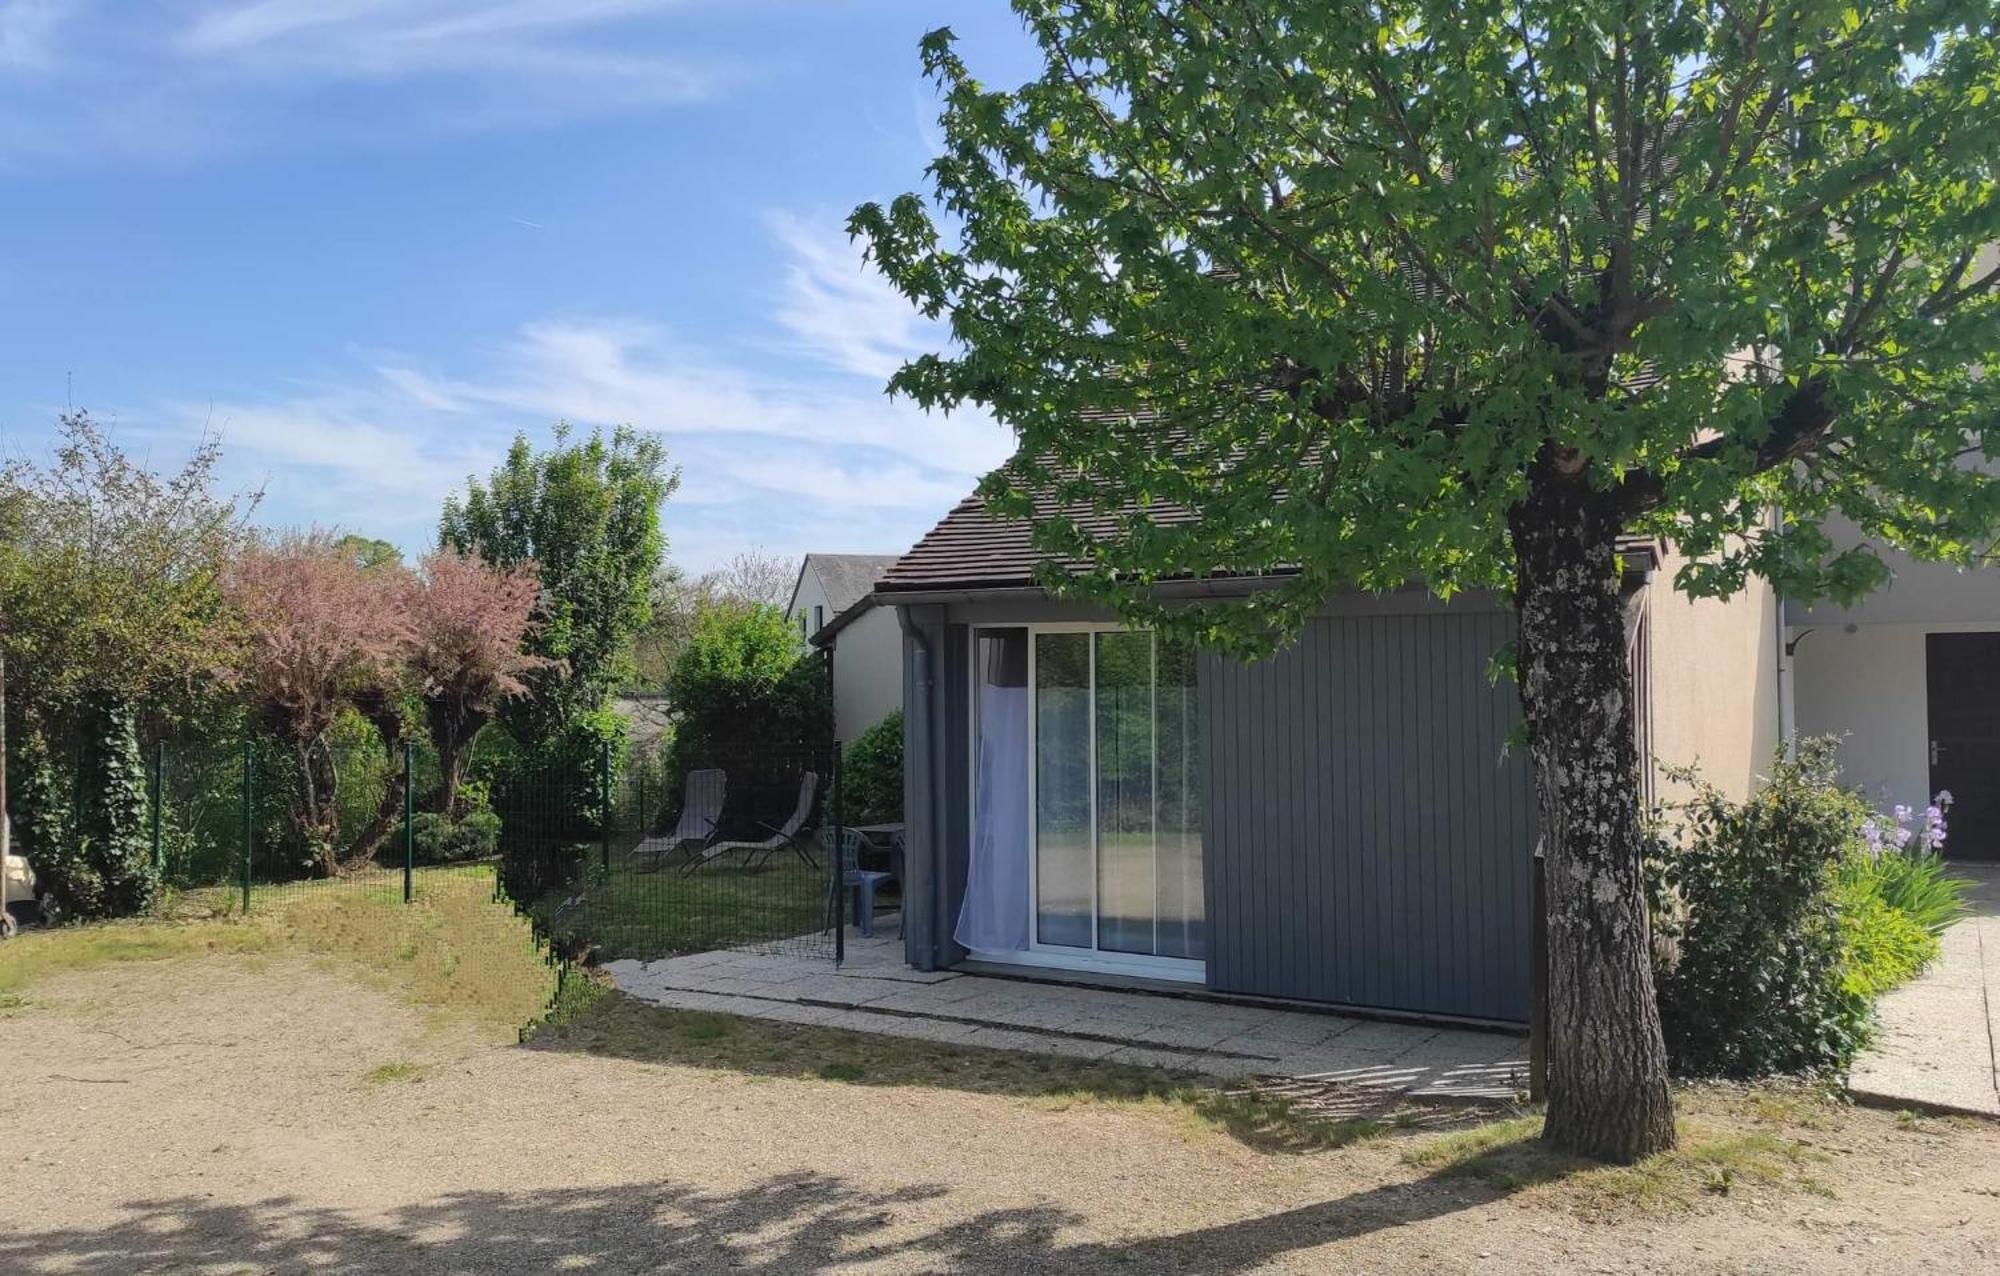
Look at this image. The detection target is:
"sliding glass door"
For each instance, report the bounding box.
[1026,628,1205,969]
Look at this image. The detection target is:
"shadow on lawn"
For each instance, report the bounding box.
[525,989,1510,1155]
[0,1165,1524,1275]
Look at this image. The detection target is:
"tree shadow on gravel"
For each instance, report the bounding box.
[0,1166,1507,1275]
[527,991,1516,1155]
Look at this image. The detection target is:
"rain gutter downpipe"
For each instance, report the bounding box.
[896,604,942,969]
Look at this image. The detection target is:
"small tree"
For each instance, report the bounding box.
[223,533,412,874]
[0,413,251,917]
[440,425,676,733]
[855,6,2000,1161]
[440,425,675,897]
[408,550,545,816]
[663,605,830,830]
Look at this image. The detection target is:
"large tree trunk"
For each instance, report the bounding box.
[345,689,410,867]
[425,697,490,819]
[1509,471,1676,1164]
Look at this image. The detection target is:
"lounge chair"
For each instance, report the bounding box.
[634,769,727,870]
[681,772,820,874]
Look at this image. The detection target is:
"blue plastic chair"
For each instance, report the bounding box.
[821,825,891,938]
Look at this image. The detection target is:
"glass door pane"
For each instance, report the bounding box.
[1095,632,1156,954]
[1034,632,1093,948]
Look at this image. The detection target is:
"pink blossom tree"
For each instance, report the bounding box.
[408,550,545,816]
[223,533,413,873]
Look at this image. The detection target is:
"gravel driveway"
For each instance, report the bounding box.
[4,952,1998,1274]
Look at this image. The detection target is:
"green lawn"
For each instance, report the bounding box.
[3,864,560,1037]
[531,847,831,961]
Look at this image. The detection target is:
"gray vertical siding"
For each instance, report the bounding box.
[936,623,971,966]
[1202,606,1536,1021]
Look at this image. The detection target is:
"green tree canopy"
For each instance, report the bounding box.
[0,412,253,718]
[0,412,254,916]
[855,4,2000,1162]
[439,424,677,735]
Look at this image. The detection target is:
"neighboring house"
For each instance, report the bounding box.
[873,486,1780,1025]
[1784,519,2000,861]
[788,553,903,745]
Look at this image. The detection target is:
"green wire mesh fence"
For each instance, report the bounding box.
[145,730,854,968]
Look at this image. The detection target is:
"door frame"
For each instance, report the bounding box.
[966,622,1206,983]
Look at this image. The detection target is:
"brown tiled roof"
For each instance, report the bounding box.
[875,484,1205,594]
[876,479,1660,596]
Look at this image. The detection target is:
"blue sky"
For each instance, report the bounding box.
[0,1,1036,570]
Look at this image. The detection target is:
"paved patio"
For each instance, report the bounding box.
[1850,861,2000,1118]
[606,929,1528,1109]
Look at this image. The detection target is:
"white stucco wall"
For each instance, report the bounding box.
[1646,547,1784,802]
[830,605,904,744]
[1786,620,2000,814]
[1782,506,2000,810]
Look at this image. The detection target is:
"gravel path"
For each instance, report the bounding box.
[3,953,1998,1274]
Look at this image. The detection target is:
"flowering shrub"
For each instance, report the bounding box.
[1860,793,1950,858]
[1851,794,1973,939]
[1648,738,1969,1078]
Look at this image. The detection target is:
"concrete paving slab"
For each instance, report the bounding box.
[609,929,1526,1100]
[1850,862,2000,1119]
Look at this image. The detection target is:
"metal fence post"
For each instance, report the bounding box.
[150,739,165,875]
[402,740,415,904]
[832,740,845,967]
[241,738,254,914]
[599,736,612,874]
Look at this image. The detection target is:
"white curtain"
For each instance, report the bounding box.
[957,634,1030,953]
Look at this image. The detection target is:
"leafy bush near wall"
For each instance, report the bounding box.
[841,710,903,825]
[1648,738,1970,1079]
[1648,740,1870,1077]
[660,604,831,836]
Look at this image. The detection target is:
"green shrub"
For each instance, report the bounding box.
[1831,867,1939,999]
[661,604,831,835]
[842,710,903,825]
[485,709,628,900]
[411,808,502,865]
[1854,849,1971,938]
[1648,740,1872,1077]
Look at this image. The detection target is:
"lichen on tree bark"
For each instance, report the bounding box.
[1511,470,1676,1164]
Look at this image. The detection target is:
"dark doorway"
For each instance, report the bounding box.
[1925,633,2000,862]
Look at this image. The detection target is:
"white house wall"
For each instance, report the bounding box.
[1646,544,1784,803]
[831,606,904,743]
[1786,620,1962,813]
[1783,519,2000,813]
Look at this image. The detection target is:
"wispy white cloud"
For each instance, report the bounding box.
[768,210,940,383]
[0,0,738,166]
[113,215,1009,568]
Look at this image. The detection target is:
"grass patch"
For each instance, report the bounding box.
[1191,1089,1423,1152]
[0,919,273,997]
[3,865,559,1038]
[530,850,827,962]
[1402,1089,1836,1217]
[361,1060,427,1085]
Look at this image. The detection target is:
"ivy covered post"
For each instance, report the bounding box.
[855,4,2000,1162]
